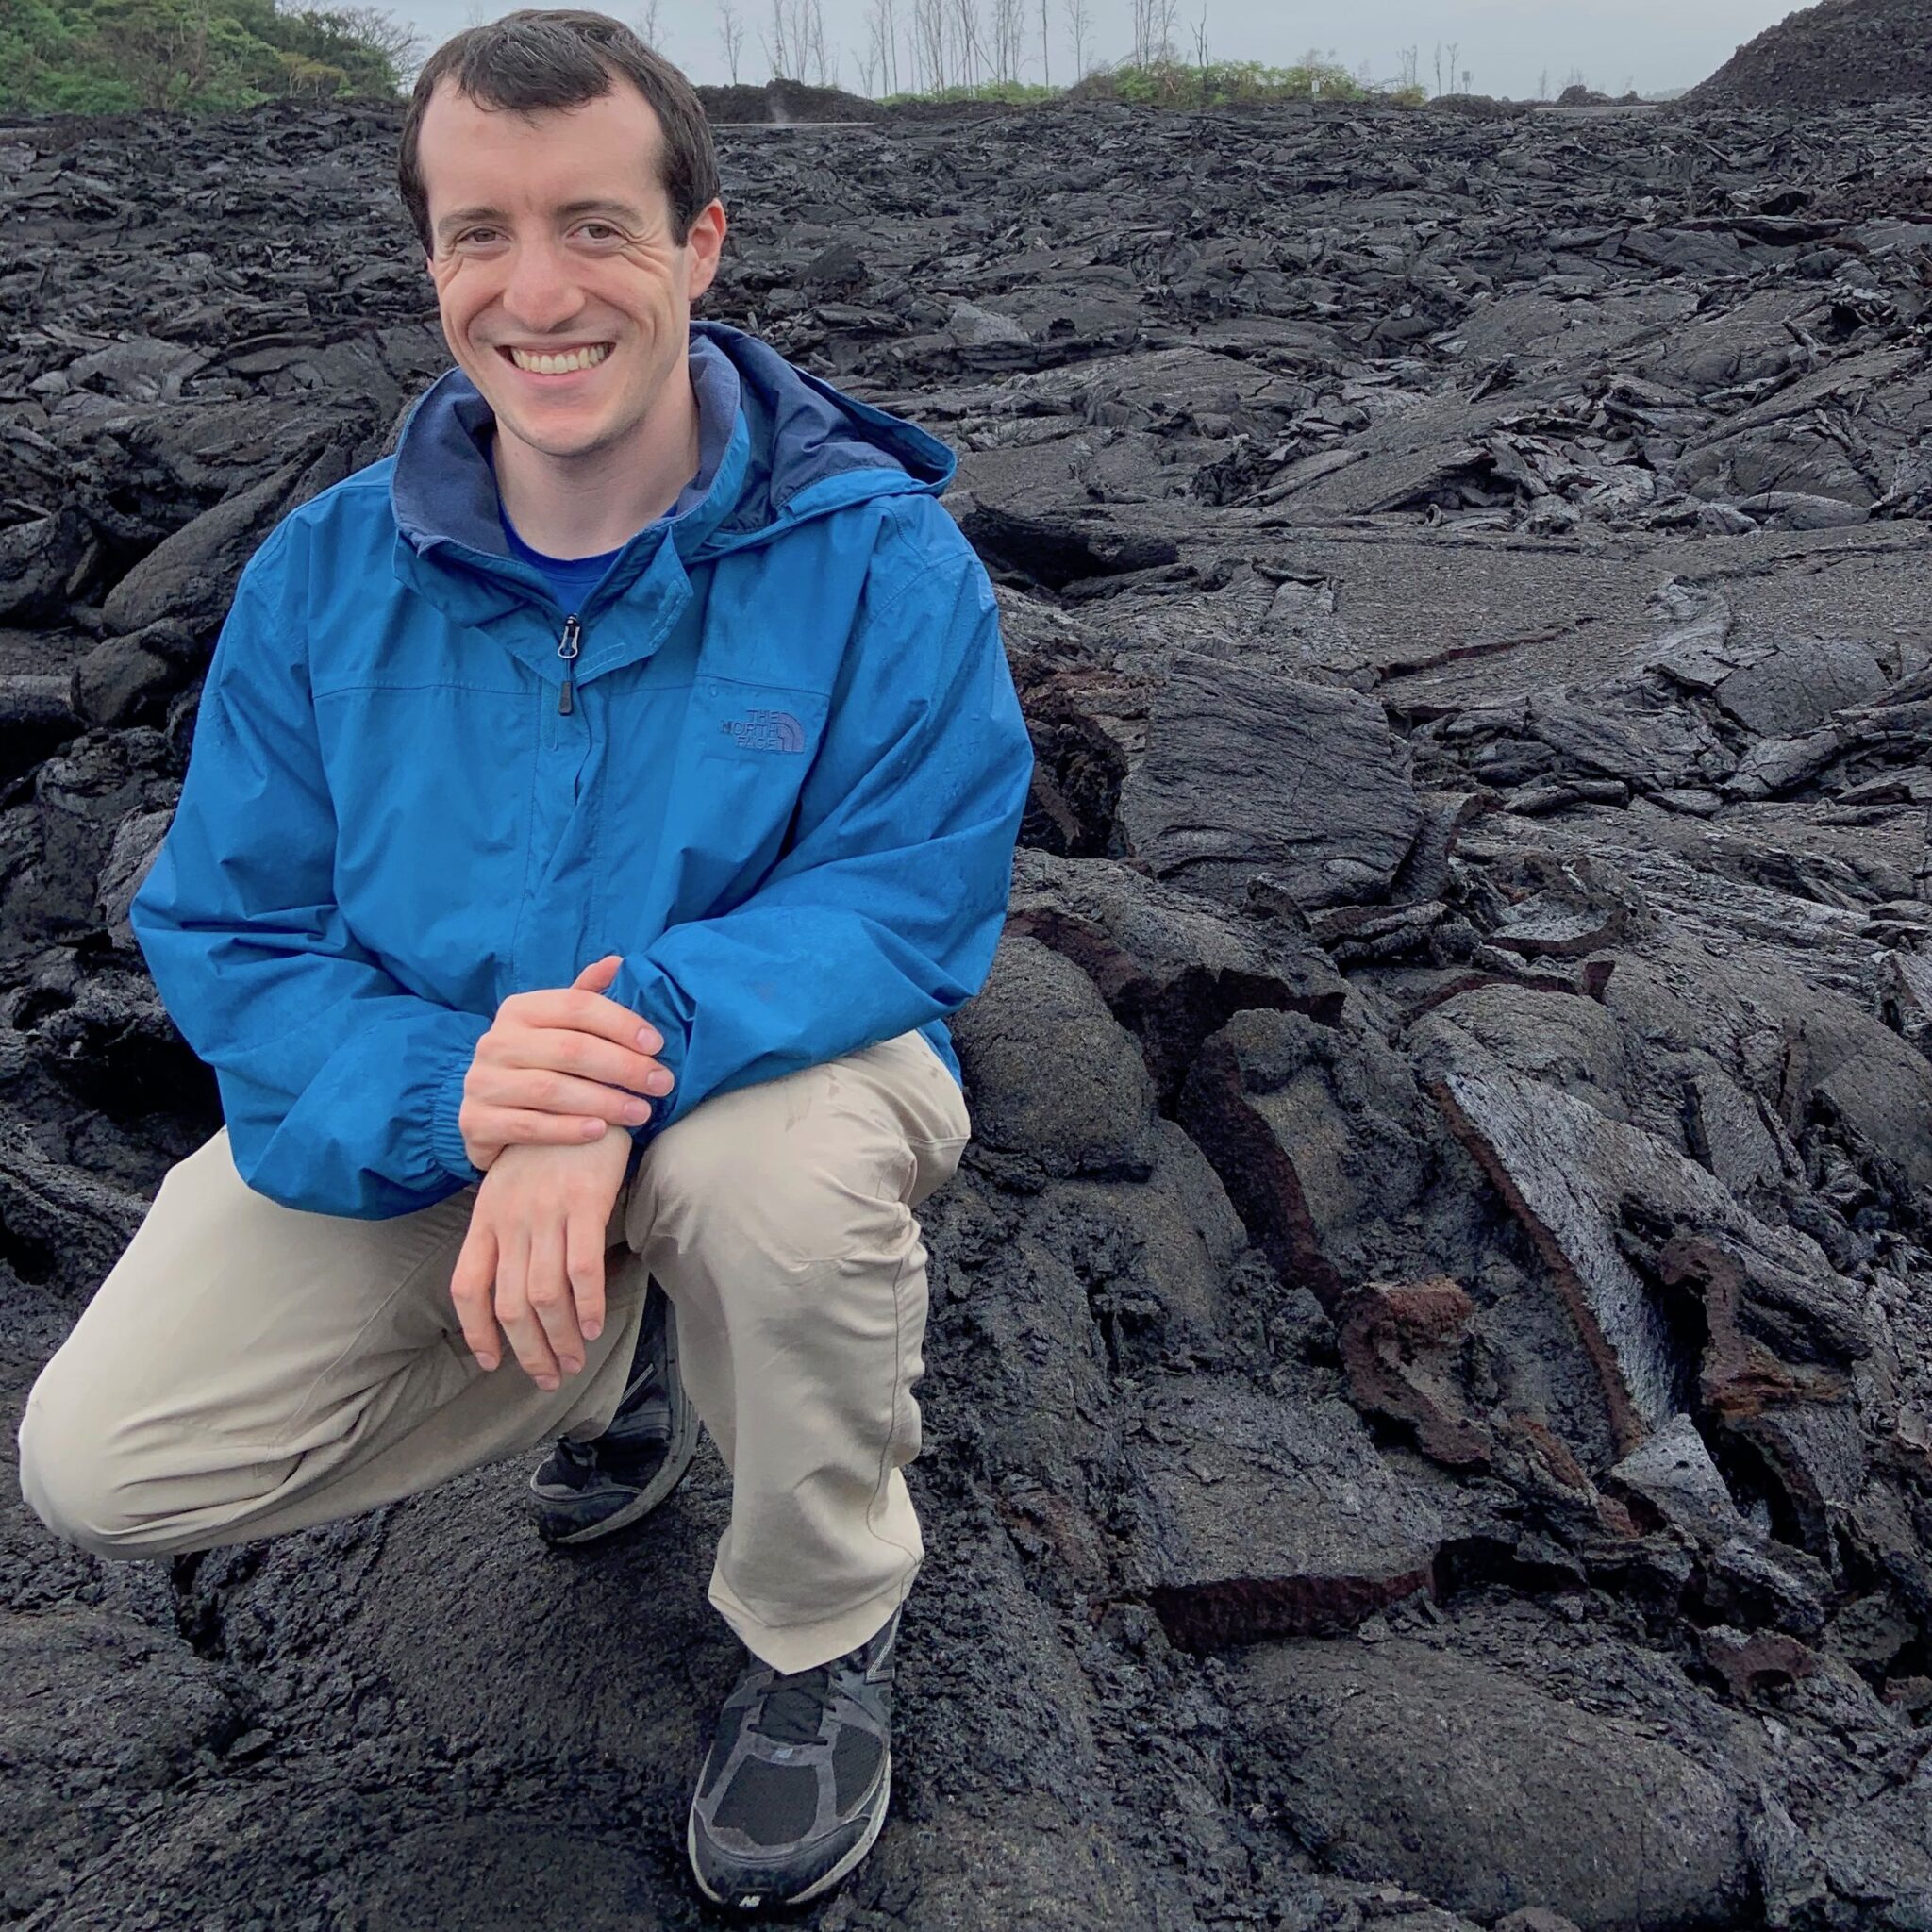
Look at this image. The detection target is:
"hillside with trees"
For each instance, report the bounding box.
[3,0,1442,122]
[0,0,421,114]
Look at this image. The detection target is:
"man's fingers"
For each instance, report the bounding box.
[566,1211,608,1345]
[502,986,667,1058]
[496,1033,675,1101]
[471,1027,675,1120]
[525,1224,586,1377]
[572,954,622,991]
[450,1223,503,1371]
[493,1230,562,1391]
[465,1105,617,1152]
[470,1067,658,1125]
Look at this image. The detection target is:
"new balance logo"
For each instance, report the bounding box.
[720,709,806,753]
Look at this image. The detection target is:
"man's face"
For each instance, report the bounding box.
[417,76,725,464]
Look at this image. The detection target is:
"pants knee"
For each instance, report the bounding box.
[645,1108,910,1248]
[630,1097,929,1398]
[17,1365,161,1559]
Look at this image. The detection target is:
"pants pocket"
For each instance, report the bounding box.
[908,1133,968,1208]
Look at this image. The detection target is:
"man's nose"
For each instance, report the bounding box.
[498,234,587,331]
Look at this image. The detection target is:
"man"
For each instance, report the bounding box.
[15,9,1033,1912]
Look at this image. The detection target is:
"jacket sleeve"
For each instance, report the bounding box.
[129,535,491,1219]
[608,520,1034,1141]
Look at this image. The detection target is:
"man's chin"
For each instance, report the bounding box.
[483,394,637,460]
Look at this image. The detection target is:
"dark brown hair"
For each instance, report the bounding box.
[396,9,721,256]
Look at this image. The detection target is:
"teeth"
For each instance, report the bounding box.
[507,342,610,375]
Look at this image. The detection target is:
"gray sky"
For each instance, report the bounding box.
[404,1,1803,101]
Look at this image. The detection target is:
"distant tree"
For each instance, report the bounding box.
[949,0,981,86]
[1142,0,1180,65]
[332,3,421,83]
[988,0,1023,82]
[0,0,417,111]
[759,0,794,77]
[808,0,836,84]
[83,0,233,111]
[717,0,744,82]
[797,0,834,84]
[908,0,945,89]
[633,0,663,51]
[866,0,897,92]
[1060,0,1088,78]
[271,0,418,96]
[759,0,834,83]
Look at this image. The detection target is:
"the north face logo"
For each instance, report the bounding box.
[721,709,806,753]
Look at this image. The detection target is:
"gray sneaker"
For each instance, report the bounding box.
[687,1606,901,1910]
[527,1278,699,1545]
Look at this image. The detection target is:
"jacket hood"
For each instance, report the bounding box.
[390,318,956,579]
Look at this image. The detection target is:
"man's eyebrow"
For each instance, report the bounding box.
[433,198,644,240]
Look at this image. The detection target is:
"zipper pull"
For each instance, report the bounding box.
[558,612,581,716]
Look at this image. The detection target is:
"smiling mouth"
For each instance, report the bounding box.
[500,341,613,375]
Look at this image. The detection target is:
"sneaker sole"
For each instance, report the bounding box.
[532,1293,703,1547]
[687,1753,891,1910]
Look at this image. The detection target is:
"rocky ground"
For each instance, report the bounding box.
[4,86,1932,1931]
[1695,0,1932,109]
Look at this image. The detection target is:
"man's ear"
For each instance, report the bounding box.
[685,200,728,304]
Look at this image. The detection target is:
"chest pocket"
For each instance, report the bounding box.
[685,677,833,890]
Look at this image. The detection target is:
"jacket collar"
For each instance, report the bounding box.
[388,320,958,633]
[491,333,740,552]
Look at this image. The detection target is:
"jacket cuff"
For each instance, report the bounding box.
[615,966,691,1150]
[430,1039,487,1189]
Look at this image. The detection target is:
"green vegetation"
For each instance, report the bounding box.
[0,0,420,116]
[880,79,1059,106]
[883,59,1426,111]
[1096,58,1405,107]
[0,5,1427,123]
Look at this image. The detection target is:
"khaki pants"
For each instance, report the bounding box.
[17,1030,970,1674]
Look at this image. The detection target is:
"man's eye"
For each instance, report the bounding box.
[449,224,619,247]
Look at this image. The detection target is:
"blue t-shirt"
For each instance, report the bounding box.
[491,337,741,614]
[498,518,623,614]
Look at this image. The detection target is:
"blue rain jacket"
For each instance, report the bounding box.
[130,320,1036,1218]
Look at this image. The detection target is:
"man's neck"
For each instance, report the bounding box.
[491,363,702,559]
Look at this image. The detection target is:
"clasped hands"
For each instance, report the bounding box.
[450,955,675,1392]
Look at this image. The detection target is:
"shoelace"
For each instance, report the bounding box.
[759,1661,841,1745]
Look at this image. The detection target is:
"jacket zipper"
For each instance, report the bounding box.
[557,612,581,715]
